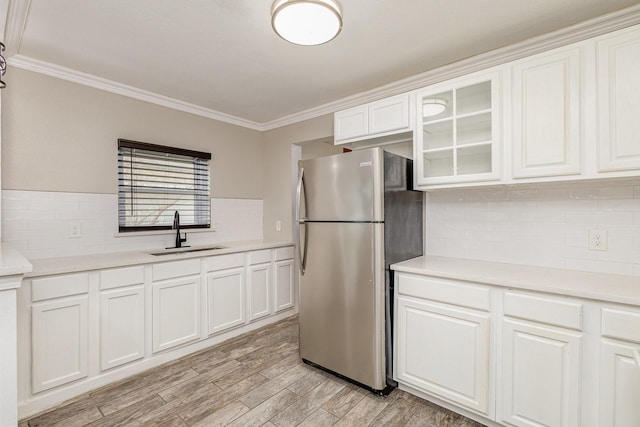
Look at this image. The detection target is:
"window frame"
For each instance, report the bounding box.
[117,138,212,233]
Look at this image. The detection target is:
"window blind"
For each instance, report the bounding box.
[117,139,211,232]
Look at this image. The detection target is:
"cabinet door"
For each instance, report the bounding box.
[274,259,294,312]
[512,45,582,178]
[248,263,271,321]
[32,295,88,393]
[396,296,491,415]
[501,319,582,427]
[100,286,145,370]
[368,94,410,135]
[207,267,245,334]
[152,276,200,353]
[334,106,368,143]
[599,340,640,426]
[597,26,640,172]
[416,70,502,187]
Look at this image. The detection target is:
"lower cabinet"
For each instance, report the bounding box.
[100,286,145,370]
[32,295,89,393]
[599,307,640,426]
[248,262,271,321]
[207,267,246,334]
[30,272,90,394]
[19,244,296,419]
[99,265,145,370]
[501,319,582,427]
[152,276,201,353]
[394,272,640,427]
[396,295,491,415]
[274,247,295,312]
[395,273,492,416]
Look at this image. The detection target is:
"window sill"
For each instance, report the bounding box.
[114,226,215,238]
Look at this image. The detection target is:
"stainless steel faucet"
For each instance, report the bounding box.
[170,210,188,249]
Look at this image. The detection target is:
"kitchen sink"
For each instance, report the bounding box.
[149,246,226,256]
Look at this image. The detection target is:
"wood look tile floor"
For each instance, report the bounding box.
[21,316,485,427]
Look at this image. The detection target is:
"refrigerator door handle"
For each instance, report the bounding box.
[296,167,309,275]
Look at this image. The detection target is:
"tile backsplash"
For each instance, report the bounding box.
[425,180,640,276]
[1,190,263,260]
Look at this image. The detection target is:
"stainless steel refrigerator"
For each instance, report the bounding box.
[296,147,423,394]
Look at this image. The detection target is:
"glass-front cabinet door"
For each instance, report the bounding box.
[415,69,502,187]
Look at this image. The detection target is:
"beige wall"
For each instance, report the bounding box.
[1,69,263,198]
[301,140,343,160]
[262,115,333,241]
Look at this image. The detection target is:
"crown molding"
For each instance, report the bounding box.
[262,3,640,130]
[7,55,264,131]
[3,0,30,56]
[5,3,640,132]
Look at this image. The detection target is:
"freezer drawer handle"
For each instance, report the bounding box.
[296,167,309,275]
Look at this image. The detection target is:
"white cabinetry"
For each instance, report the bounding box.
[599,307,640,426]
[511,44,583,178]
[500,291,583,427]
[152,259,201,353]
[99,266,145,370]
[31,273,89,393]
[207,253,246,334]
[395,273,492,416]
[247,250,272,321]
[596,25,640,173]
[334,93,412,144]
[273,247,295,312]
[415,69,502,188]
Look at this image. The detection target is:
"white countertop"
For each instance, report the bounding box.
[26,240,294,278]
[0,242,33,278]
[392,255,640,307]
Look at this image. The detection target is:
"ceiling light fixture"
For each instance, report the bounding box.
[271,0,343,46]
[422,98,447,117]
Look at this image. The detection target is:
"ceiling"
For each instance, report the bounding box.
[2,0,640,129]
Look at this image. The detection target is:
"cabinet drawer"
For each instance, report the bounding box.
[274,246,294,261]
[32,273,89,302]
[601,308,640,343]
[152,259,200,281]
[207,253,245,272]
[100,265,145,290]
[503,291,583,330]
[397,273,491,311]
[248,250,271,265]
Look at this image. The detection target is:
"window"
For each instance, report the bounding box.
[117,139,211,232]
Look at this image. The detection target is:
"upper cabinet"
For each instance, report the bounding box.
[511,44,584,179]
[415,69,503,187]
[334,93,412,144]
[596,25,640,173]
[333,24,640,190]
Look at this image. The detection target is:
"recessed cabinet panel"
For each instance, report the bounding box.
[100,286,145,370]
[597,26,640,172]
[32,296,89,393]
[152,277,200,353]
[512,46,582,178]
[208,268,245,334]
[501,319,581,427]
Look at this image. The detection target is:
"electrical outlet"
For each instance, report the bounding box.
[69,222,82,238]
[588,229,607,251]
[276,220,282,232]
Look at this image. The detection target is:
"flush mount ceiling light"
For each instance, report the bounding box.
[422,98,447,117]
[272,0,343,46]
